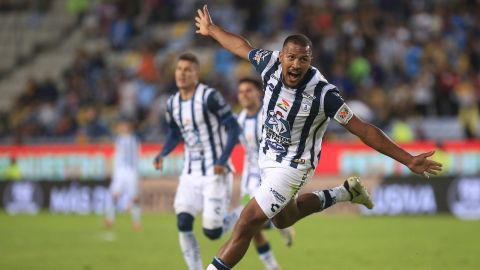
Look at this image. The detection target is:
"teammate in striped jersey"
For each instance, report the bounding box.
[153,53,241,270]
[105,117,141,230]
[195,5,443,270]
[236,77,295,270]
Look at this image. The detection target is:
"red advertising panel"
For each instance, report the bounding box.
[1,140,479,180]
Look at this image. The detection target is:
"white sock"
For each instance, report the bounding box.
[131,203,141,225]
[313,186,351,211]
[222,206,243,234]
[207,257,230,270]
[179,231,203,270]
[257,243,280,270]
[330,186,351,202]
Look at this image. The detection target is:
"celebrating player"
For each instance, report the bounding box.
[236,77,295,270]
[105,117,142,230]
[194,5,443,270]
[153,52,241,270]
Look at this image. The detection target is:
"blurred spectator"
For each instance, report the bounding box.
[391,117,415,143]
[2,0,480,143]
[3,156,22,181]
[110,12,134,50]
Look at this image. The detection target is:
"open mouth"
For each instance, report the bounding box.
[287,70,301,82]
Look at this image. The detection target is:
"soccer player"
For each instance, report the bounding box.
[153,53,242,270]
[236,77,294,270]
[194,5,443,270]
[105,117,142,230]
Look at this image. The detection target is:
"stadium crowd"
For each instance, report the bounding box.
[0,0,479,144]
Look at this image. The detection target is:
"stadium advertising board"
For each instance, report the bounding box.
[0,141,479,180]
[362,176,480,220]
[0,180,134,215]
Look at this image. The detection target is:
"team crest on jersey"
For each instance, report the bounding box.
[264,110,291,152]
[184,128,204,160]
[253,49,271,65]
[276,98,290,112]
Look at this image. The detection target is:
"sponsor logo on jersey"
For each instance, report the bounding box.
[270,74,279,81]
[276,98,290,112]
[292,158,306,164]
[267,83,274,92]
[264,110,292,152]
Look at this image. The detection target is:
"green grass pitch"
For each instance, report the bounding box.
[1,212,479,270]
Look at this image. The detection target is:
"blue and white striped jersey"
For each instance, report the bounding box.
[165,83,234,176]
[237,109,262,178]
[249,49,352,171]
[114,134,139,172]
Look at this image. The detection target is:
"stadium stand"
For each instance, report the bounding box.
[0,0,479,144]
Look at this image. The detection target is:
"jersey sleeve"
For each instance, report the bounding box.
[324,89,354,125]
[159,97,182,157]
[206,90,234,121]
[248,48,274,73]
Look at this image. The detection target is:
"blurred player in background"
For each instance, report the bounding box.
[153,53,241,270]
[105,117,141,230]
[236,77,295,270]
[195,5,443,270]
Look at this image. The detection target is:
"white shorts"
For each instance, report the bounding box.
[174,172,233,229]
[110,168,139,200]
[254,154,313,218]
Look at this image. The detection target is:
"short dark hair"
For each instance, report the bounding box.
[178,52,200,66]
[239,77,262,91]
[282,34,313,49]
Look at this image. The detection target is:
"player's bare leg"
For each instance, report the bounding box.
[273,176,373,229]
[131,196,142,231]
[208,176,373,269]
[104,193,119,229]
[211,198,268,268]
[253,231,280,270]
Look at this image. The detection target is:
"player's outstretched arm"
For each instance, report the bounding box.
[345,115,443,178]
[195,5,253,60]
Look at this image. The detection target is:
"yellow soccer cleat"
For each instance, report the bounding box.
[345,176,374,209]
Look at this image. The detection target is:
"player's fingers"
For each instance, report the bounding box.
[197,8,204,19]
[429,160,442,167]
[195,22,200,28]
[195,17,201,23]
[426,169,438,175]
[429,164,442,171]
[195,30,200,34]
[422,172,430,179]
[204,5,211,18]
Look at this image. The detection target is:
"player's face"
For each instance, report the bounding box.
[175,60,199,91]
[237,82,261,110]
[279,42,312,88]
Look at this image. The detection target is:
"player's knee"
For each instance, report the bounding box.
[177,213,194,232]
[203,227,222,240]
[271,217,289,229]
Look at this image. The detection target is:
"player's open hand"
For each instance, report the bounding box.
[407,150,443,179]
[195,5,213,36]
[153,155,163,171]
[214,164,226,175]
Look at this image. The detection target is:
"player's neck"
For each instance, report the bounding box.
[246,104,261,116]
[179,86,196,100]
